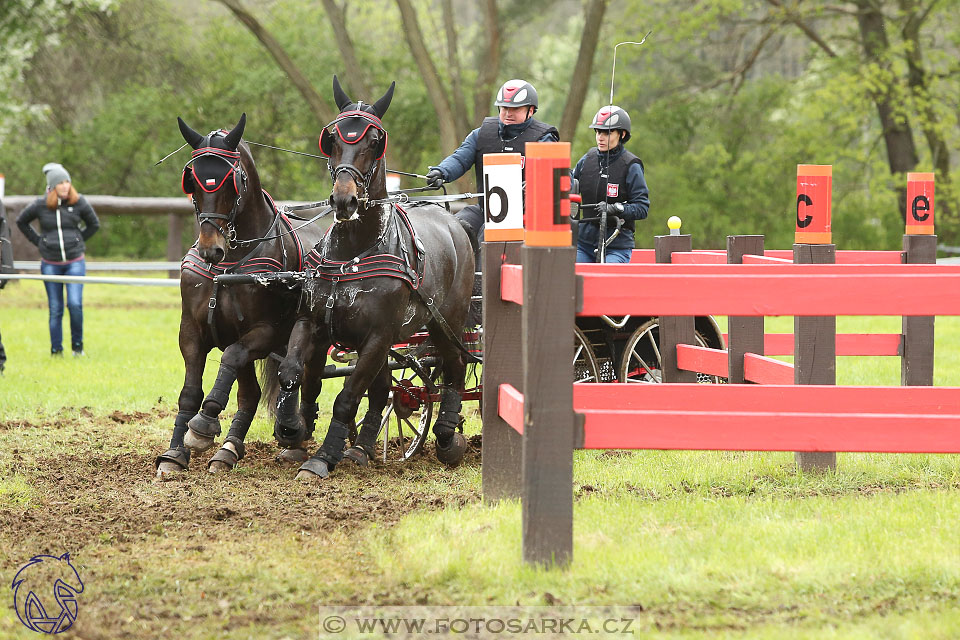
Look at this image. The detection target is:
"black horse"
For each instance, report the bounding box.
[155,114,326,479]
[271,77,476,481]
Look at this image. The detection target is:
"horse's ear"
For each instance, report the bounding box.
[178,117,204,149]
[333,75,352,112]
[372,81,396,118]
[223,112,246,149]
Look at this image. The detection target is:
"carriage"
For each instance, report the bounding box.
[159,78,724,481]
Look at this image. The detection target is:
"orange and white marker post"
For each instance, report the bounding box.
[905,172,935,235]
[482,153,524,242]
[795,164,832,244]
[793,163,837,471]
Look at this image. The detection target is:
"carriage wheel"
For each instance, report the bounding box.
[618,319,724,384]
[574,326,602,384]
[376,363,438,461]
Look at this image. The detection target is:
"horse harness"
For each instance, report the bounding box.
[303,203,475,362]
[181,191,305,345]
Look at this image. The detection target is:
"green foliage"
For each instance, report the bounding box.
[4,0,960,255]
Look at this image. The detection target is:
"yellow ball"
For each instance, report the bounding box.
[667,215,682,230]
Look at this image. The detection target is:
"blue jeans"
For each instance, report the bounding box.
[576,241,633,263]
[40,259,85,353]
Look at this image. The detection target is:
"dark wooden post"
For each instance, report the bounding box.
[166,213,185,278]
[482,241,524,503]
[655,233,696,383]
[901,235,935,386]
[726,235,765,384]
[901,171,937,387]
[793,242,837,471]
[520,142,575,566]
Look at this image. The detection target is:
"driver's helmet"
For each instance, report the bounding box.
[589,105,632,143]
[494,79,539,112]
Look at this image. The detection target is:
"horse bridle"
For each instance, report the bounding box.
[320,108,387,206]
[183,139,249,247]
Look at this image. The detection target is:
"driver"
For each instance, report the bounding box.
[425,79,559,242]
[572,105,649,263]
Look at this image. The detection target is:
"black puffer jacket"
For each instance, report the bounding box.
[17,195,100,262]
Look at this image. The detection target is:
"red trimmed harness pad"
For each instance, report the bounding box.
[180,191,304,280]
[303,204,422,289]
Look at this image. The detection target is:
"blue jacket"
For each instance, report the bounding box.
[431,118,559,182]
[572,145,649,250]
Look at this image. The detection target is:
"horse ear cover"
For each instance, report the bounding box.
[319,128,334,157]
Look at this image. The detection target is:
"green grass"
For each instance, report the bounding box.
[1,278,960,639]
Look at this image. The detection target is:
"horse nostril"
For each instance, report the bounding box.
[209,247,225,264]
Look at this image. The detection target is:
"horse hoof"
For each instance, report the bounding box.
[436,432,467,466]
[183,428,216,452]
[343,447,370,467]
[297,457,331,480]
[208,440,244,473]
[275,448,310,465]
[154,448,189,480]
[155,461,186,480]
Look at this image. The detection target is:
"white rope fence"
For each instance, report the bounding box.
[0,274,179,287]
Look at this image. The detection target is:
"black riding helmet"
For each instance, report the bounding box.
[589,105,631,143]
[494,79,539,112]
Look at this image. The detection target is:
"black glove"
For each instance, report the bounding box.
[425,168,444,189]
[596,201,624,223]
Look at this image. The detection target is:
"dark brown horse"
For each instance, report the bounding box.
[271,77,476,481]
[155,114,326,479]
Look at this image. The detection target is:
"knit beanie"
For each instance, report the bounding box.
[42,163,71,189]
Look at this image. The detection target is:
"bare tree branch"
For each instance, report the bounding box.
[559,0,607,142]
[394,0,459,154]
[319,0,371,98]
[472,0,501,127]
[765,0,838,57]
[442,0,470,138]
[213,0,334,123]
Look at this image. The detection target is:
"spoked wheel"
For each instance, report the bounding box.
[618,319,725,384]
[574,326,602,384]
[376,362,439,461]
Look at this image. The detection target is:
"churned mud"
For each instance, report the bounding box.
[1,410,481,558]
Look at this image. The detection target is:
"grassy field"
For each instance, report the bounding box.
[1,276,959,639]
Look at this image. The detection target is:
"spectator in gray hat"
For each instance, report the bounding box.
[16,163,100,356]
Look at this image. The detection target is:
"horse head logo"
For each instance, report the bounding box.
[11,553,84,634]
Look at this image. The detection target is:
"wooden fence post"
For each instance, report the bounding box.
[481,241,524,503]
[902,173,936,387]
[655,233,696,383]
[794,165,836,471]
[520,142,575,566]
[726,235,765,384]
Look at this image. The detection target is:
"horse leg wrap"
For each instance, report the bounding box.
[432,387,464,446]
[316,419,351,467]
[226,409,255,441]
[202,363,238,416]
[157,410,195,470]
[273,389,304,447]
[354,411,382,457]
[300,402,319,441]
[169,410,196,452]
[434,387,467,466]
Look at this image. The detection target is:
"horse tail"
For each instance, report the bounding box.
[456,217,479,255]
[257,356,280,417]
